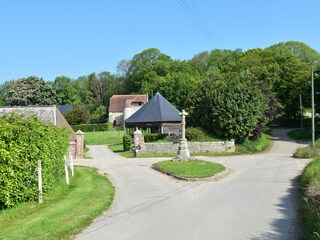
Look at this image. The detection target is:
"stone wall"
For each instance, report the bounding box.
[0,106,56,124]
[140,140,235,154]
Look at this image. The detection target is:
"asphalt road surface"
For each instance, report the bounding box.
[75,128,310,240]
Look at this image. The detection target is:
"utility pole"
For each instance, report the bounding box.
[300,94,303,131]
[312,68,315,147]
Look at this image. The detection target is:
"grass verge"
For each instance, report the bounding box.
[153,159,225,179]
[0,167,114,240]
[293,140,320,158]
[288,128,312,140]
[236,133,271,154]
[300,157,320,239]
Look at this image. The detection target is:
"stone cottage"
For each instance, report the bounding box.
[108,94,148,126]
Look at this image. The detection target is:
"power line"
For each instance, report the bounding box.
[189,0,225,48]
[176,0,224,49]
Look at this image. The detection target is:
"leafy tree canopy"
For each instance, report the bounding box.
[6,76,59,106]
[187,76,269,143]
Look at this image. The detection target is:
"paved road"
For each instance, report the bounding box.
[75,128,310,240]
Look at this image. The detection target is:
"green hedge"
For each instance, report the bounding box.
[144,134,168,143]
[0,114,69,209]
[72,123,111,132]
[185,127,206,141]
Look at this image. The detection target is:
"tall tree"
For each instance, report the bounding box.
[125,48,172,93]
[6,76,59,106]
[53,76,81,105]
[0,81,13,106]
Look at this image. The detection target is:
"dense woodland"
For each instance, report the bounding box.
[1,41,319,143]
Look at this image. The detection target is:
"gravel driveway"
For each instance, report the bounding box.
[75,128,310,240]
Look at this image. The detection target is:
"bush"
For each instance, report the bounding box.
[72,123,109,132]
[123,134,132,151]
[144,133,168,143]
[0,113,69,209]
[185,127,206,141]
[64,105,90,125]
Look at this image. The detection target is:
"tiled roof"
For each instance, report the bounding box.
[109,95,147,112]
[125,92,180,123]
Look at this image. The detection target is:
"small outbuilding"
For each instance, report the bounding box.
[108,94,148,126]
[124,92,181,135]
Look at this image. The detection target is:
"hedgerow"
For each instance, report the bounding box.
[72,123,111,132]
[0,113,69,209]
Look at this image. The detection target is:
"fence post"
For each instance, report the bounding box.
[69,153,74,177]
[38,160,43,204]
[64,156,69,185]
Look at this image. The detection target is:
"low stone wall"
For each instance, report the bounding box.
[140,140,235,154]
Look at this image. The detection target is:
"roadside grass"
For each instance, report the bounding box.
[152,160,225,179]
[300,157,320,239]
[108,143,133,158]
[288,128,312,140]
[0,167,114,240]
[236,133,271,154]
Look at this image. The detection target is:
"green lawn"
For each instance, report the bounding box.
[153,160,225,179]
[0,167,114,240]
[84,130,124,145]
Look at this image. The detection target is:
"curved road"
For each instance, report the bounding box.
[75,128,310,240]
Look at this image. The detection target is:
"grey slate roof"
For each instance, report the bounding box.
[125,92,181,123]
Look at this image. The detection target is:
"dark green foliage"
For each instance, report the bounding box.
[144,133,168,142]
[122,134,132,151]
[5,76,59,106]
[187,77,268,143]
[90,105,107,123]
[0,114,69,209]
[72,123,109,132]
[64,105,90,125]
[53,76,81,105]
[300,157,320,239]
[185,127,206,141]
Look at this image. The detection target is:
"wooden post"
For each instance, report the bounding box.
[69,154,74,177]
[64,156,69,185]
[38,160,43,204]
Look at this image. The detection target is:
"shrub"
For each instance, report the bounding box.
[72,123,109,132]
[0,113,69,209]
[64,105,90,125]
[123,134,132,151]
[144,133,168,143]
[185,127,206,141]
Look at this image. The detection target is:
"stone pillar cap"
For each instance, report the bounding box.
[76,130,84,135]
[134,127,142,135]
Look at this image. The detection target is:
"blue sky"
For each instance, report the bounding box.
[1,0,319,84]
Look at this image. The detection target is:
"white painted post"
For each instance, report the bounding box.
[69,154,74,177]
[64,156,69,185]
[38,160,43,204]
